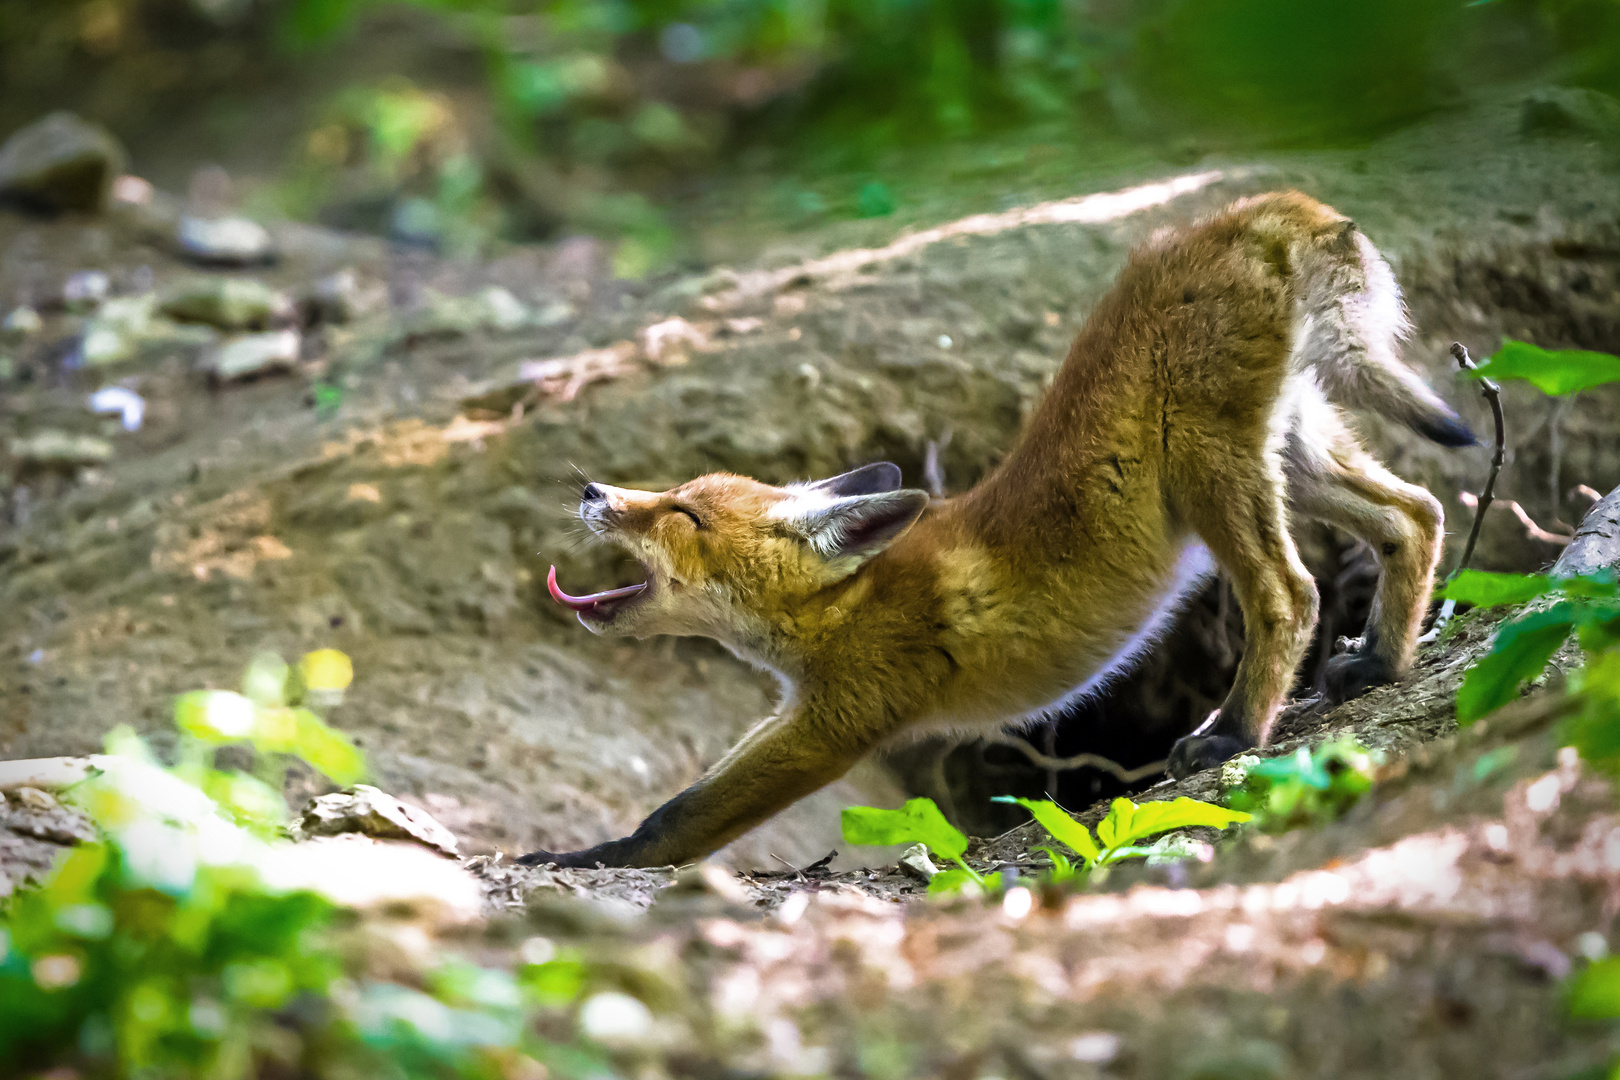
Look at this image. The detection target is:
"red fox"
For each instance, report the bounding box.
[520,191,1473,870]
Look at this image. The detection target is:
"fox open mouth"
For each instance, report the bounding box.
[547,565,649,623]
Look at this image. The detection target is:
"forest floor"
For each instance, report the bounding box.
[3,82,1620,1076]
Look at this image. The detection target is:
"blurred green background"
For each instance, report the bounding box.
[3,0,1616,269]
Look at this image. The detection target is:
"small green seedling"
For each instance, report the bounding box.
[993,795,1251,878]
[842,798,984,892]
[1441,570,1619,724]
[1224,739,1377,831]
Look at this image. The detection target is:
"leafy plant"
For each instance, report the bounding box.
[1440,570,1619,724]
[843,794,1248,894]
[994,795,1250,878]
[842,798,984,891]
[1223,739,1378,831]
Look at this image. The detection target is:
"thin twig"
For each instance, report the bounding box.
[981,734,1166,784]
[1452,341,1506,574]
[1456,492,1571,546]
[1419,343,1506,644]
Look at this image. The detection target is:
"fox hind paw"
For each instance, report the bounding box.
[1166,733,1251,780]
[1324,651,1397,704]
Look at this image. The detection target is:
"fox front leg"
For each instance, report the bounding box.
[517,707,871,870]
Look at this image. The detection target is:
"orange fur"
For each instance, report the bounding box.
[520,192,1470,870]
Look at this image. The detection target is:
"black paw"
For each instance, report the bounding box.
[1324,651,1396,704]
[514,848,606,869]
[1167,733,1252,780]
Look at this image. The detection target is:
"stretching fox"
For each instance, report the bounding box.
[521,191,1473,870]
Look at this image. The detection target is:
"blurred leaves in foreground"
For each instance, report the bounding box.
[0,650,604,1078]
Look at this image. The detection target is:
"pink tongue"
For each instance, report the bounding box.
[547,565,647,612]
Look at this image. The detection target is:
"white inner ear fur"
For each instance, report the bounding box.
[770,489,927,559]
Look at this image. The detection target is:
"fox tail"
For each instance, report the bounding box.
[1292,218,1475,448]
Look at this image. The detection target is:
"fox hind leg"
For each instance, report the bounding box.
[1168,469,1321,779]
[1285,418,1445,703]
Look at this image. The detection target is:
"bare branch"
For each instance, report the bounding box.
[979,734,1167,784]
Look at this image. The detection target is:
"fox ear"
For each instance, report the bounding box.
[806,462,902,497]
[789,489,930,563]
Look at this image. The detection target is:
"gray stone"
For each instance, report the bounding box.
[294,784,460,857]
[9,430,114,467]
[177,214,275,265]
[898,843,939,883]
[306,267,387,324]
[0,112,127,213]
[206,330,300,381]
[1,307,42,342]
[162,277,289,330]
[63,270,110,311]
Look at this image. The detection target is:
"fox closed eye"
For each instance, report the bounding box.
[671,505,704,528]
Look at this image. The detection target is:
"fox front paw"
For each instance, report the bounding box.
[1324,651,1396,704]
[515,846,615,869]
[1166,733,1251,780]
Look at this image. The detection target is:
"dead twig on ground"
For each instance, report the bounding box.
[980,734,1166,784]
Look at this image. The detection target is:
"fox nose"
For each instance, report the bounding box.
[581,483,606,504]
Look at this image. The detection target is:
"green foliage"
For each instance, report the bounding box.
[1448,573,1619,724]
[0,650,593,1078]
[1469,340,1620,396]
[993,795,1250,876]
[1569,956,1620,1019]
[1224,740,1378,831]
[1440,569,1559,608]
[841,798,984,888]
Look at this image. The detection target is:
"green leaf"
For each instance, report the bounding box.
[1248,746,1333,790]
[240,651,290,708]
[1439,570,1554,608]
[991,796,1100,863]
[1456,603,1577,723]
[925,867,981,895]
[1095,797,1251,851]
[1566,651,1620,768]
[1570,957,1620,1019]
[175,690,258,744]
[841,798,967,862]
[1469,339,1620,396]
[287,709,366,785]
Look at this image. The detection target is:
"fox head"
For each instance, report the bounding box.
[549,462,930,664]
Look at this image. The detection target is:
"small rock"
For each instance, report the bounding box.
[177,214,275,266]
[1522,86,1620,137]
[1,786,97,846]
[294,784,460,857]
[1,306,42,341]
[9,430,114,468]
[162,276,288,330]
[305,267,387,324]
[0,111,127,213]
[898,843,939,883]
[669,862,753,903]
[88,386,145,431]
[479,285,528,332]
[63,270,111,311]
[579,991,655,1047]
[77,294,157,367]
[206,329,300,381]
